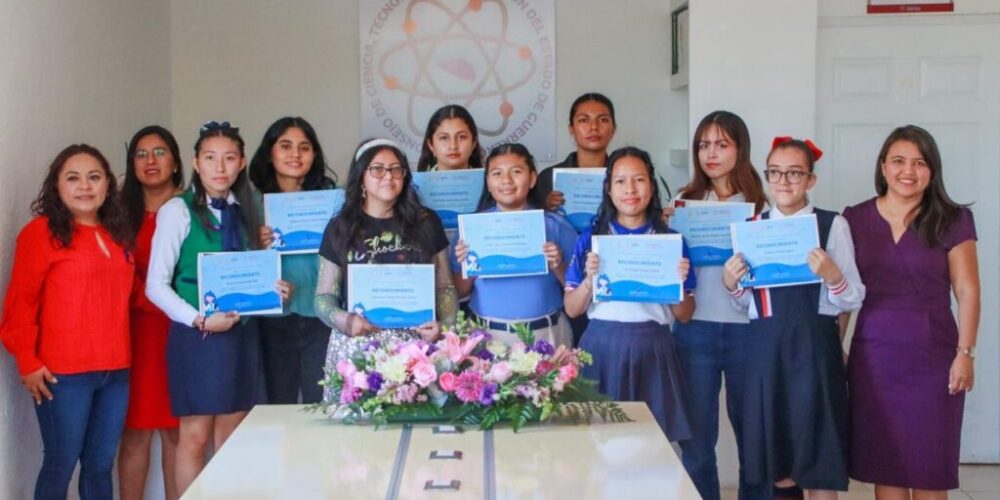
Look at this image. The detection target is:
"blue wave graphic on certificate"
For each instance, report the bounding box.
[731,214,821,289]
[265,190,345,254]
[198,250,282,316]
[553,168,604,232]
[348,264,435,329]
[411,170,484,229]
[459,210,548,278]
[669,202,754,267]
[593,234,684,304]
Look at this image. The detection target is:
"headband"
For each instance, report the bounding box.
[354,138,402,161]
[772,136,823,161]
[201,120,239,133]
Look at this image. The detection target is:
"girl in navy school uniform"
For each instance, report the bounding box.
[249,116,338,405]
[563,146,696,440]
[452,143,577,347]
[723,138,865,499]
[670,110,770,500]
[146,121,292,496]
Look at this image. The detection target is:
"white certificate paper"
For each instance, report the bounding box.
[197,250,282,316]
[669,201,754,267]
[411,169,485,229]
[458,210,547,279]
[264,190,345,254]
[592,234,684,304]
[347,264,435,329]
[731,214,821,289]
[553,168,604,232]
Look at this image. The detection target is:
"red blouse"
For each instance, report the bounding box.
[1,217,134,375]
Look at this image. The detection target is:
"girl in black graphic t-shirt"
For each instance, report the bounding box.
[315,139,457,372]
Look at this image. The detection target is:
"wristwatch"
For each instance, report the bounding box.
[956,346,976,359]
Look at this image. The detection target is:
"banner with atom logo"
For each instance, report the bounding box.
[360,0,557,163]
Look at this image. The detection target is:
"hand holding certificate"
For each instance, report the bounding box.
[592,234,685,304]
[730,214,821,289]
[198,250,283,315]
[411,169,485,229]
[669,200,754,267]
[458,210,548,279]
[264,189,345,253]
[553,168,604,232]
[347,264,435,329]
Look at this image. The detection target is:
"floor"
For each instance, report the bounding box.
[720,465,1000,500]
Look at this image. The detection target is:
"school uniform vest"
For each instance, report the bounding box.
[171,190,225,309]
[751,208,837,319]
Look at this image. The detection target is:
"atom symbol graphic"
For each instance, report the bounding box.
[378,0,538,137]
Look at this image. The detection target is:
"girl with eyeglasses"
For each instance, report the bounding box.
[723,138,865,499]
[249,117,338,406]
[117,126,185,500]
[452,143,577,347]
[315,138,458,376]
[145,122,290,496]
[670,111,769,500]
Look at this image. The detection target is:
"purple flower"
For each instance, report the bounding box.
[532,339,555,356]
[476,350,495,361]
[471,329,492,341]
[364,340,382,352]
[479,383,498,406]
[367,372,384,392]
[425,344,439,356]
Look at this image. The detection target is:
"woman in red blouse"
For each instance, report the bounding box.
[0,144,134,500]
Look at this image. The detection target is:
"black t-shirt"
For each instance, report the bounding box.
[319,210,449,302]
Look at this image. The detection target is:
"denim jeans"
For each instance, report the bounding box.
[673,320,769,500]
[259,314,330,404]
[33,369,129,500]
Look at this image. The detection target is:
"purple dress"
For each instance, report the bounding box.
[843,198,976,490]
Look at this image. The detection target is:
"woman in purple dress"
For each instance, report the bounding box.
[843,125,980,499]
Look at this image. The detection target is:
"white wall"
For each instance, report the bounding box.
[169,0,690,191]
[820,0,1000,17]
[0,0,171,497]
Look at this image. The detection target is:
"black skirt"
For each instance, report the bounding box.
[166,319,260,416]
[579,319,693,441]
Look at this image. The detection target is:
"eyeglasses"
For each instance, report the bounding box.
[367,165,406,179]
[764,169,812,184]
[135,148,168,160]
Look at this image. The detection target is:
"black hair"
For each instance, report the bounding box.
[416,105,483,172]
[569,93,616,127]
[248,116,337,194]
[331,139,437,256]
[477,142,542,210]
[875,125,968,247]
[592,146,667,235]
[121,125,184,233]
[191,124,262,248]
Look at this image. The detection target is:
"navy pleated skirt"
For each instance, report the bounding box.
[166,319,260,416]
[579,319,693,441]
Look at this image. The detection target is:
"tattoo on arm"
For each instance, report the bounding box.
[433,250,459,326]
[314,257,347,329]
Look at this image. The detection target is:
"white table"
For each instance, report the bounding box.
[182,402,699,499]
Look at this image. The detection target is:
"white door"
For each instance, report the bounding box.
[816,15,1000,462]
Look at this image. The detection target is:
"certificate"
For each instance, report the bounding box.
[264,189,345,254]
[347,264,435,329]
[553,168,604,232]
[668,201,754,267]
[731,214,821,289]
[411,169,485,229]
[458,210,547,279]
[197,250,282,316]
[592,234,684,304]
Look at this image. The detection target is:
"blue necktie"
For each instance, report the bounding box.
[209,197,244,252]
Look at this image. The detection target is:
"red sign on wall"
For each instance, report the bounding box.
[868,1,954,14]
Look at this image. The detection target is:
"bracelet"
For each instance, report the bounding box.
[956,346,976,359]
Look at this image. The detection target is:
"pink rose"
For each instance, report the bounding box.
[558,363,578,384]
[488,362,512,384]
[438,371,458,392]
[336,359,357,378]
[412,361,437,388]
[535,360,555,375]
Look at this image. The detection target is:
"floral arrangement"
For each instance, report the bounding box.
[308,317,631,431]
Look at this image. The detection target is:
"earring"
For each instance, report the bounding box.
[361,186,367,199]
